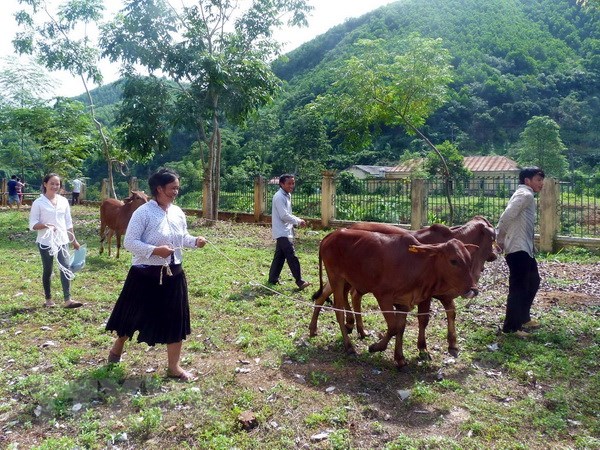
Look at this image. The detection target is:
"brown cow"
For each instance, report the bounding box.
[309,216,497,358]
[99,191,148,258]
[315,228,479,367]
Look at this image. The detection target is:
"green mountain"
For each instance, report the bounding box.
[269,0,599,170]
[73,0,599,187]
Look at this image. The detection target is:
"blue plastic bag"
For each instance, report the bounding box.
[69,244,87,273]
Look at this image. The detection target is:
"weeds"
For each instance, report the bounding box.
[0,207,598,448]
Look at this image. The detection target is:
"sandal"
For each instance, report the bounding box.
[167,369,197,382]
[64,300,83,309]
[44,300,56,307]
[108,350,122,364]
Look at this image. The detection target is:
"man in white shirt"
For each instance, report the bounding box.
[71,178,82,205]
[268,174,310,290]
[496,167,545,336]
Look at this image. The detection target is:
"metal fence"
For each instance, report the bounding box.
[425,176,515,227]
[559,179,599,238]
[335,178,411,223]
[219,180,254,213]
[265,176,322,218]
[215,175,599,238]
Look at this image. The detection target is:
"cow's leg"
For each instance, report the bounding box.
[351,289,368,339]
[368,306,398,354]
[417,298,433,360]
[116,233,121,259]
[331,282,356,356]
[106,229,113,257]
[343,283,355,334]
[439,297,459,356]
[309,282,333,337]
[99,223,106,254]
[392,306,410,368]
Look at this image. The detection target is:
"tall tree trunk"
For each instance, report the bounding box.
[82,75,117,199]
[203,111,222,220]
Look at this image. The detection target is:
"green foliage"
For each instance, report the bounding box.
[0,98,96,177]
[425,140,471,181]
[337,171,364,194]
[512,115,569,178]
[100,0,313,217]
[115,75,172,161]
[314,33,453,151]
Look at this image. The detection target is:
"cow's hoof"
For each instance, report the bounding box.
[368,342,386,353]
[418,350,432,361]
[345,347,357,357]
[395,359,408,370]
[448,348,459,357]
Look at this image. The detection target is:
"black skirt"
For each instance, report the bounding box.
[106,264,191,346]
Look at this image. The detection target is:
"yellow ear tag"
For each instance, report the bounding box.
[408,246,419,253]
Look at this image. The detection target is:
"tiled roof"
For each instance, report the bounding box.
[388,155,519,173]
[464,156,519,172]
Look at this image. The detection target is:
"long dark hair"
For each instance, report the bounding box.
[148,168,179,197]
[41,173,61,194]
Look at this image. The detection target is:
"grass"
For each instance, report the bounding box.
[0,206,599,449]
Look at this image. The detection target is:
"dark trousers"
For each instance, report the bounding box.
[503,251,540,333]
[72,192,80,205]
[39,244,71,301]
[268,237,302,285]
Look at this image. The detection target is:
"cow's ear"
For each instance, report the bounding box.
[463,243,479,256]
[408,244,436,255]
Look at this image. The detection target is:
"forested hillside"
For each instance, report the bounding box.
[262,0,599,176]
[4,0,597,197]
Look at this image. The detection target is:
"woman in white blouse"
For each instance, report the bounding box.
[105,168,206,382]
[29,173,83,308]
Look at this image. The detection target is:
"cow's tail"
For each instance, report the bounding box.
[311,244,325,301]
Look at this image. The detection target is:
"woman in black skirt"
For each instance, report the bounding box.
[106,168,206,381]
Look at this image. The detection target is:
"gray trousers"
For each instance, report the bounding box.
[38,244,71,301]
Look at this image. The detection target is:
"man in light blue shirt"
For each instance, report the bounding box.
[496,166,545,336]
[268,174,310,290]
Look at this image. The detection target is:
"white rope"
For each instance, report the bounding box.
[39,227,77,281]
[204,237,451,318]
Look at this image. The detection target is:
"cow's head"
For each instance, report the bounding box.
[124,190,149,206]
[409,238,479,298]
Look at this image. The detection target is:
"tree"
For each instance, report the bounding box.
[0,56,57,180]
[274,105,331,180]
[313,34,459,220]
[13,0,124,198]
[424,140,471,188]
[0,56,56,107]
[0,99,96,178]
[100,0,312,219]
[512,115,568,178]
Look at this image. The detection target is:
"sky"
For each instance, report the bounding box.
[1,0,397,98]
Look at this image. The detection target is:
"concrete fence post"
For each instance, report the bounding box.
[1,179,6,207]
[411,178,426,230]
[254,176,266,222]
[321,171,336,227]
[539,178,559,252]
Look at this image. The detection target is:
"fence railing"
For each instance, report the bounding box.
[335,178,412,223]
[211,174,599,244]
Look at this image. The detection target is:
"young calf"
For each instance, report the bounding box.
[99,191,148,258]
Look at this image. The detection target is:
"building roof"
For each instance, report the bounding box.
[388,155,519,174]
[348,165,394,175]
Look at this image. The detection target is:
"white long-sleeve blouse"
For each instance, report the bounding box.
[124,200,198,266]
[29,194,73,246]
